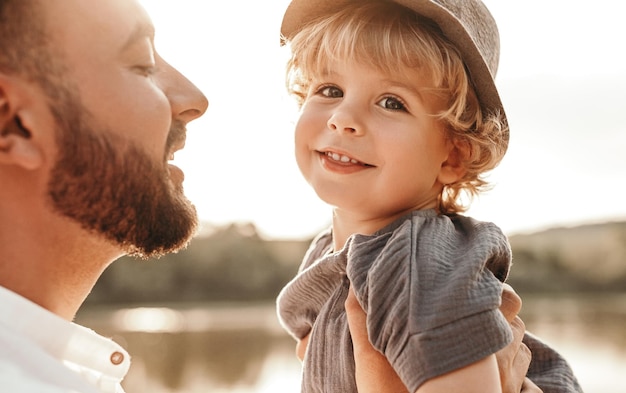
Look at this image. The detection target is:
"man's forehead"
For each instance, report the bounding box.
[41,0,154,47]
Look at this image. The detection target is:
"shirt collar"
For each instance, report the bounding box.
[0,285,130,390]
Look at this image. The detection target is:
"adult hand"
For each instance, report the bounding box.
[345,283,541,393]
[522,378,543,393]
[345,285,409,393]
[498,284,542,393]
[296,333,309,361]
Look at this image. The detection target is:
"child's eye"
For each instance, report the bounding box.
[377,96,406,111]
[317,85,343,98]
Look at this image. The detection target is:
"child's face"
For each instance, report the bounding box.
[295,60,461,223]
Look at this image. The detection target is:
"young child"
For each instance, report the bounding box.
[276,1,582,393]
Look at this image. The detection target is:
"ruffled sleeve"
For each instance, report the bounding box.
[346,212,513,391]
[276,229,338,340]
[524,332,584,393]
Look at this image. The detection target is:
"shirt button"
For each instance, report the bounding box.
[110,351,124,365]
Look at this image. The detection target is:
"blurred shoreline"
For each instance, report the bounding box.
[76,294,626,393]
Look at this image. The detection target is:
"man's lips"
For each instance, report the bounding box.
[166,137,186,162]
[167,139,185,181]
[166,119,187,161]
[168,163,185,183]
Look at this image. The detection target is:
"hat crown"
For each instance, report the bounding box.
[426,0,500,76]
[281,0,505,123]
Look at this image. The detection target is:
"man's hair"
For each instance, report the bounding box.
[1,0,47,78]
[285,2,509,214]
[0,0,72,105]
[0,0,82,147]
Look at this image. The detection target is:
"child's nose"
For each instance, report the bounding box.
[327,104,364,135]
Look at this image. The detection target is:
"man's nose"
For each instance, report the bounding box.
[158,56,209,124]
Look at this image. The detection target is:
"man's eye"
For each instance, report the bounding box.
[318,86,343,98]
[378,96,406,111]
[134,64,157,77]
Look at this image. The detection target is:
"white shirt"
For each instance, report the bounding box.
[0,286,130,393]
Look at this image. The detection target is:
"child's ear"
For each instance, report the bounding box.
[0,74,46,170]
[438,139,469,185]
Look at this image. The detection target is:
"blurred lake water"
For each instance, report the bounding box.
[76,294,626,393]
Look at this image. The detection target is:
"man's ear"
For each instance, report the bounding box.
[438,138,470,185]
[0,74,46,170]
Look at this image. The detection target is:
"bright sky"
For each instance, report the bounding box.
[141,0,626,240]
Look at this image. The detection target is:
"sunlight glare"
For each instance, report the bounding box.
[113,307,185,333]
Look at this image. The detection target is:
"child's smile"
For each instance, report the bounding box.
[323,150,363,165]
[317,149,374,174]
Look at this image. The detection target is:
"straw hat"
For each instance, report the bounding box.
[281,0,507,127]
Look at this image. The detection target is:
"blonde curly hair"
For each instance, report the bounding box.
[284,2,509,214]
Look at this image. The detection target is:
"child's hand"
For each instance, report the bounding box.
[345,284,409,393]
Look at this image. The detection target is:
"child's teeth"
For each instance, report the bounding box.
[328,152,356,163]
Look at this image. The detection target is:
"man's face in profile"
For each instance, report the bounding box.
[41,0,201,258]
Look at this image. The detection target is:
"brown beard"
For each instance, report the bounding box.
[47,109,198,259]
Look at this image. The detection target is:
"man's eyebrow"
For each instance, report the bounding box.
[120,21,155,52]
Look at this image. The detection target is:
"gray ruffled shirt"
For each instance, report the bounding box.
[277,210,583,393]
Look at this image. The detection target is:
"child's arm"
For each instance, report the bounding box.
[416,355,500,393]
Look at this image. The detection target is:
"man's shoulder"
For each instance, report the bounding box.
[0,332,103,393]
[0,358,83,393]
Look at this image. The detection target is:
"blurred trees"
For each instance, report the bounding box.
[85,220,626,306]
[507,220,626,293]
[85,223,308,305]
